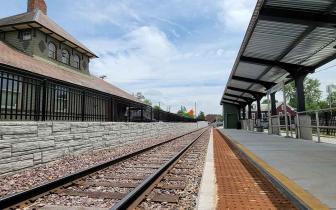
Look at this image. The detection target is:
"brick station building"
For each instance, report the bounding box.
[0,0,194,122]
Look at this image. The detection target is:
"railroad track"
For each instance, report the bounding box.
[0,127,210,210]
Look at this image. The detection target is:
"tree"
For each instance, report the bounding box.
[284,77,322,110]
[326,91,336,107]
[197,111,205,121]
[153,105,162,111]
[177,106,187,116]
[187,109,194,118]
[143,99,152,106]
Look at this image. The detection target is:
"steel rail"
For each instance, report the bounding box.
[0,127,207,210]
[110,127,209,210]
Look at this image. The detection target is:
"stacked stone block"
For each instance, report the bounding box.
[0,122,207,175]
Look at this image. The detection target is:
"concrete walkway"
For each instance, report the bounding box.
[221,129,336,209]
[197,128,217,210]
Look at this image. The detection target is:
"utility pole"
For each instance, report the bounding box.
[194,102,197,119]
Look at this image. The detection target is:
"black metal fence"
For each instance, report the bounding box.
[309,111,336,136]
[0,66,196,123]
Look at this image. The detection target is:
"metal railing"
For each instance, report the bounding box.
[269,114,294,138]
[296,107,336,143]
[0,66,196,123]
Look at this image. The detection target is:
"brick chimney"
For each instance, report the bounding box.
[27,0,47,15]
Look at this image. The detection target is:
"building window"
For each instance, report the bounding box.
[48,42,56,59]
[22,30,31,40]
[61,49,70,64]
[56,86,68,112]
[73,54,80,69]
[1,74,20,109]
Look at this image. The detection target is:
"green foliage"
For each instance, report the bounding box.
[326,91,336,107]
[177,106,194,119]
[285,77,322,110]
[177,106,187,116]
[197,111,205,121]
[153,105,162,110]
[318,100,330,109]
[143,99,152,106]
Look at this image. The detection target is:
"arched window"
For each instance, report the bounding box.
[61,49,70,64]
[48,42,56,59]
[73,54,80,69]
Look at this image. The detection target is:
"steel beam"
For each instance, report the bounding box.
[259,6,336,28]
[227,86,265,97]
[222,100,240,105]
[222,98,245,104]
[232,75,276,89]
[240,56,314,73]
[224,93,254,102]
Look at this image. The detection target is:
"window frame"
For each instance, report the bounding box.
[73,54,80,69]
[48,42,57,60]
[22,30,32,41]
[61,49,70,65]
[1,75,21,109]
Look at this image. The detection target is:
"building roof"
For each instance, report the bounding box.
[221,0,336,106]
[0,41,145,105]
[0,10,97,58]
[251,102,295,112]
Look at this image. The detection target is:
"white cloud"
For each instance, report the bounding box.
[83,24,234,114]
[217,0,256,31]
[72,0,250,114]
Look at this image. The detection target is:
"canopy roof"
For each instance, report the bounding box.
[0,9,97,58]
[221,0,336,106]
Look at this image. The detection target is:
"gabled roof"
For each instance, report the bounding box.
[0,9,97,58]
[250,102,295,112]
[221,0,336,106]
[0,41,144,105]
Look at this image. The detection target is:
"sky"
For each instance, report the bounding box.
[1,0,336,114]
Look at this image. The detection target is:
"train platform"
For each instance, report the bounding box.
[219,129,336,209]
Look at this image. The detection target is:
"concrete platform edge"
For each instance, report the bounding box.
[219,129,330,210]
[196,128,217,210]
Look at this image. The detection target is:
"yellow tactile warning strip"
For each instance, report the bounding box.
[213,129,297,210]
[219,132,330,210]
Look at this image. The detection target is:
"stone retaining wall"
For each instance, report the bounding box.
[0,122,207,175]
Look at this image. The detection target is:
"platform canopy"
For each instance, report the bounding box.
[221,0,336,106]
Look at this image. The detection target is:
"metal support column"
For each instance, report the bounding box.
[282,82,289,137]
[128,104,131,122]
[41,80,47,121]
[141,108,144,122]
[222,105,225,128]
[267,94,271,135]
[248,103,252,119]
[242,106,246,120]
[257,98,262,119]
[81,91,85,121]
[150,107,153,121]
[270,92,277,116]
[295,73,306,112]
